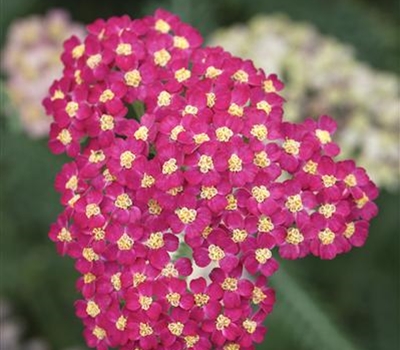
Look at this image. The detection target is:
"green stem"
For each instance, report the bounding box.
[270,266,360,350]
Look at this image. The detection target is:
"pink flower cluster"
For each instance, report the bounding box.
[44,9,378,350]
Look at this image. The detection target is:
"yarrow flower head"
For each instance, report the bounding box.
[45,9,379,349]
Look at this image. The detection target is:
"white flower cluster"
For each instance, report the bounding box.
[1,10,85,138]
[209,15,399,189]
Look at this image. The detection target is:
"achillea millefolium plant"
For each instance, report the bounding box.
[44,9,378,350]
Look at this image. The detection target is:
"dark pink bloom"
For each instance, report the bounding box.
[45,9,378,350]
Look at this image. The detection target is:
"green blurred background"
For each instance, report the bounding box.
[0,0,398,349]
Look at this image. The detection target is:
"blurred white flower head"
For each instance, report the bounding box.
[209,14,400,189]
[1,9,85,138]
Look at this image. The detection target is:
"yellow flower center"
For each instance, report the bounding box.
[205,66,222,79]
[228,103,244,117]
[316,129,331,144]
[139,323,153,337]
[170,125,185,141]
[283,138,300,155]
[175,67,191,82]
[175,207,197,224]
[133,273,146,287]
[154,49,171,67]
[82,248,99,262]
[252,287,266,304]
[166,292,181,307]
[57,129,72,146]
[99,89,114,103]
[161,263,179,278]
[225,194,238,210]
[120,151,136,169]
[215,126,233,142]
[224,344,240,350]
[92,227,105,241]
[111,273,121,291]
[200,186,218,200]
[116,315,127,331]
[263,79,276,93]
[148,199,162,215]
[57,227,72,242]
[285,227,304,245]
[355,193,369,208]
[116,43,132,55]
[155,19,170,33]
[124,70,142,87]
[250,124,268,141]
[115,193,132,210]
[221,277,238,291]
[228,154,243,172]
[232,229,247,243]
[141,173,155,188]
[65,175,78,191]
[318,228,335,245]
[285,194,303,213]
[253,151,270,168]
[185,335,200,348]
[206,92,216,107]
[139,296,153,310]
[256,100,272,114]
[193,133,210,145]
[92,326,106,340]
[103,168,115,182]
[72,44,85,59]
[303,160,317,174]
[194,293,210,307]
[134,126,149,141]
[319,204,336,218]
[86,301,100,317]
[242,319,257,334]
[146,232,164,249]
[86,54,102,69]
[258,216,274,233]
[68,194,80,207]
[183,105,198,116]
[255,248,272,264]
[83,273,96,284]
[89,150,105,163]
[322,175,337,187]
[216,315,231,331]
[252,185,270,203]
[117,233,134,250]
[162,158,178,175]
[202,226,213,238]
[168,322,184,336]
[157,90,171,107]
[74,70,83,84]
[232,69,248,83]
[100,114,114,131]
[344,222,356,239]
[344,174,357,187]
[86,203,100,218]
[51,89,64,101]
[208,244,225,261]
[65,101,78,117]
[198,155,214,173]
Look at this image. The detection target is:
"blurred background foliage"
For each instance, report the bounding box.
[0,0,398,349]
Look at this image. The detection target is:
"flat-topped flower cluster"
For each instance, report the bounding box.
[44,9,378,350]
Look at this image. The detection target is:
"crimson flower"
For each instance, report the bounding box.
[45,9,379,349]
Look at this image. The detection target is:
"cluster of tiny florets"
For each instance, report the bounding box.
[44,9,378,350]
